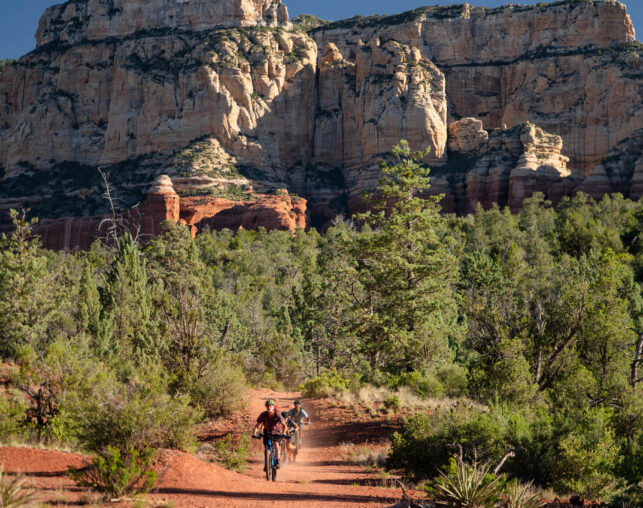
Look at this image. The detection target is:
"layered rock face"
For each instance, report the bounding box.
[36,0,289,47]
[314,41,447,210]
[430,121,581,215]
[312,0,640,174]
[578,129,643,200]
[0,0,641,248]
[33,175,307,251]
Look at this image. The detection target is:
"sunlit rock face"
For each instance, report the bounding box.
[430,122,582,215]
[0,0,640,244]
[35,0,290,47]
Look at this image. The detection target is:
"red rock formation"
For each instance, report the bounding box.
[32,177,308,251]
[33,216,106,252]
[136,175,181,240]
[180,191,308,235]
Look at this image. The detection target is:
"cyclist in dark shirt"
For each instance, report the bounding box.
[253,399,289,468]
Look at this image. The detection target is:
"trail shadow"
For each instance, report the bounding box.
[5,470,70,478]
[156,487,399,504]
[307,420,400,448]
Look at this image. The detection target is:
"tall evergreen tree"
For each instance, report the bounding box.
[327,141,461,373]
[100,232,156,359]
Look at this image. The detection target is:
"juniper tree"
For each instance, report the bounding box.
[328,141,461,373]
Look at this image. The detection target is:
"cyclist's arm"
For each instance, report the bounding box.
[253,412,266,436]
[302,409,311,422]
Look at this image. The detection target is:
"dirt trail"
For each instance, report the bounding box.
[0,389,419,507]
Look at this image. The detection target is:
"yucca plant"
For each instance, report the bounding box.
[431,457,502,508]
[502,480,543,508]
[0,466,35,508]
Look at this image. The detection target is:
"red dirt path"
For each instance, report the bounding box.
[0,389,423,507]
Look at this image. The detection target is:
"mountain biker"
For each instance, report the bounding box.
[253,399,289,468]
[286,400,311,447]
[281,411,300,463]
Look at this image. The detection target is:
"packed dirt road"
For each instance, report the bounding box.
[0,389,421,507]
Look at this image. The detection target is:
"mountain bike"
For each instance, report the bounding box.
[253,433,288,481]
[292,422,310,462]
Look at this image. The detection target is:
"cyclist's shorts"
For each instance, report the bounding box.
[263,434,283,447]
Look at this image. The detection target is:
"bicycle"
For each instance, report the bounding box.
[253,433,289,481]
[292,422,311,462]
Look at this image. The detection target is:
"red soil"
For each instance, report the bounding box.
[0,389,421,507]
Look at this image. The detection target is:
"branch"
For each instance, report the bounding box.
[493,449,515,475]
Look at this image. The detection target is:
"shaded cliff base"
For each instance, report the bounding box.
[30,175,307,251]
[426,120,642,215]
[2,118,641,251]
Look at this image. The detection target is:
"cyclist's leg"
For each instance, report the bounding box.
[273,436,281,465]
[263,437,269,473]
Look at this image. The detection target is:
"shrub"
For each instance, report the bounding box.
[436,364,468,397]
[388,405,516,482]
[387,370,445,398]
[189,356,247,419]
[76,374,200,454]
[0,466,35,508]
[550,408,621,501]
[257,371,284,392]
[300,370,359,398]
[69,446,156,500]
[384,394,402,411]
[214,434,251,472]
[427,457,503,507]
[0,394,27,443]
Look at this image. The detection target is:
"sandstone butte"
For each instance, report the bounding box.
[0,0,641,249]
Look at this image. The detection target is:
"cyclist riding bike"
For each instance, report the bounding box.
[285,400,311,448]
[252,399,289,469]
[280,411,300,463]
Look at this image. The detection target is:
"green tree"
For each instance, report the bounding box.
[0,210,64,358]
[146,224,244,412]
[326,141,460,374]
[100,232,157,359]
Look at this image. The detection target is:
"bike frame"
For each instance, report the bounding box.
[264,437,277,481]
[255,434,287,481]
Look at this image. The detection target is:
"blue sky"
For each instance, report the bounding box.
[0,0,640,60]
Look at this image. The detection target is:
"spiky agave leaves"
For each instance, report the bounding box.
[502,480,543,508]
[432,457,502,508]
[0,466,35,508]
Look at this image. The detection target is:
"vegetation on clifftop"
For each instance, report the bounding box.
[0,59,16,74]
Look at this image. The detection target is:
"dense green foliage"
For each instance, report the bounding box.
[69,446,157,500]
[0,142,641,502]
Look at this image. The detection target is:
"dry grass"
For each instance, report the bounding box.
[338,442,390,468]
[335,384,473,414]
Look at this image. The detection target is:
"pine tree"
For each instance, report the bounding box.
[0,210,62,358]
[101,233,156,359]
[329,141,461,373]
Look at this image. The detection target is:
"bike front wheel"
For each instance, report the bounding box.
[265,448,272,481]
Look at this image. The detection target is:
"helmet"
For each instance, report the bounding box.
[294,400,302,406]
[265,399,276,407]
